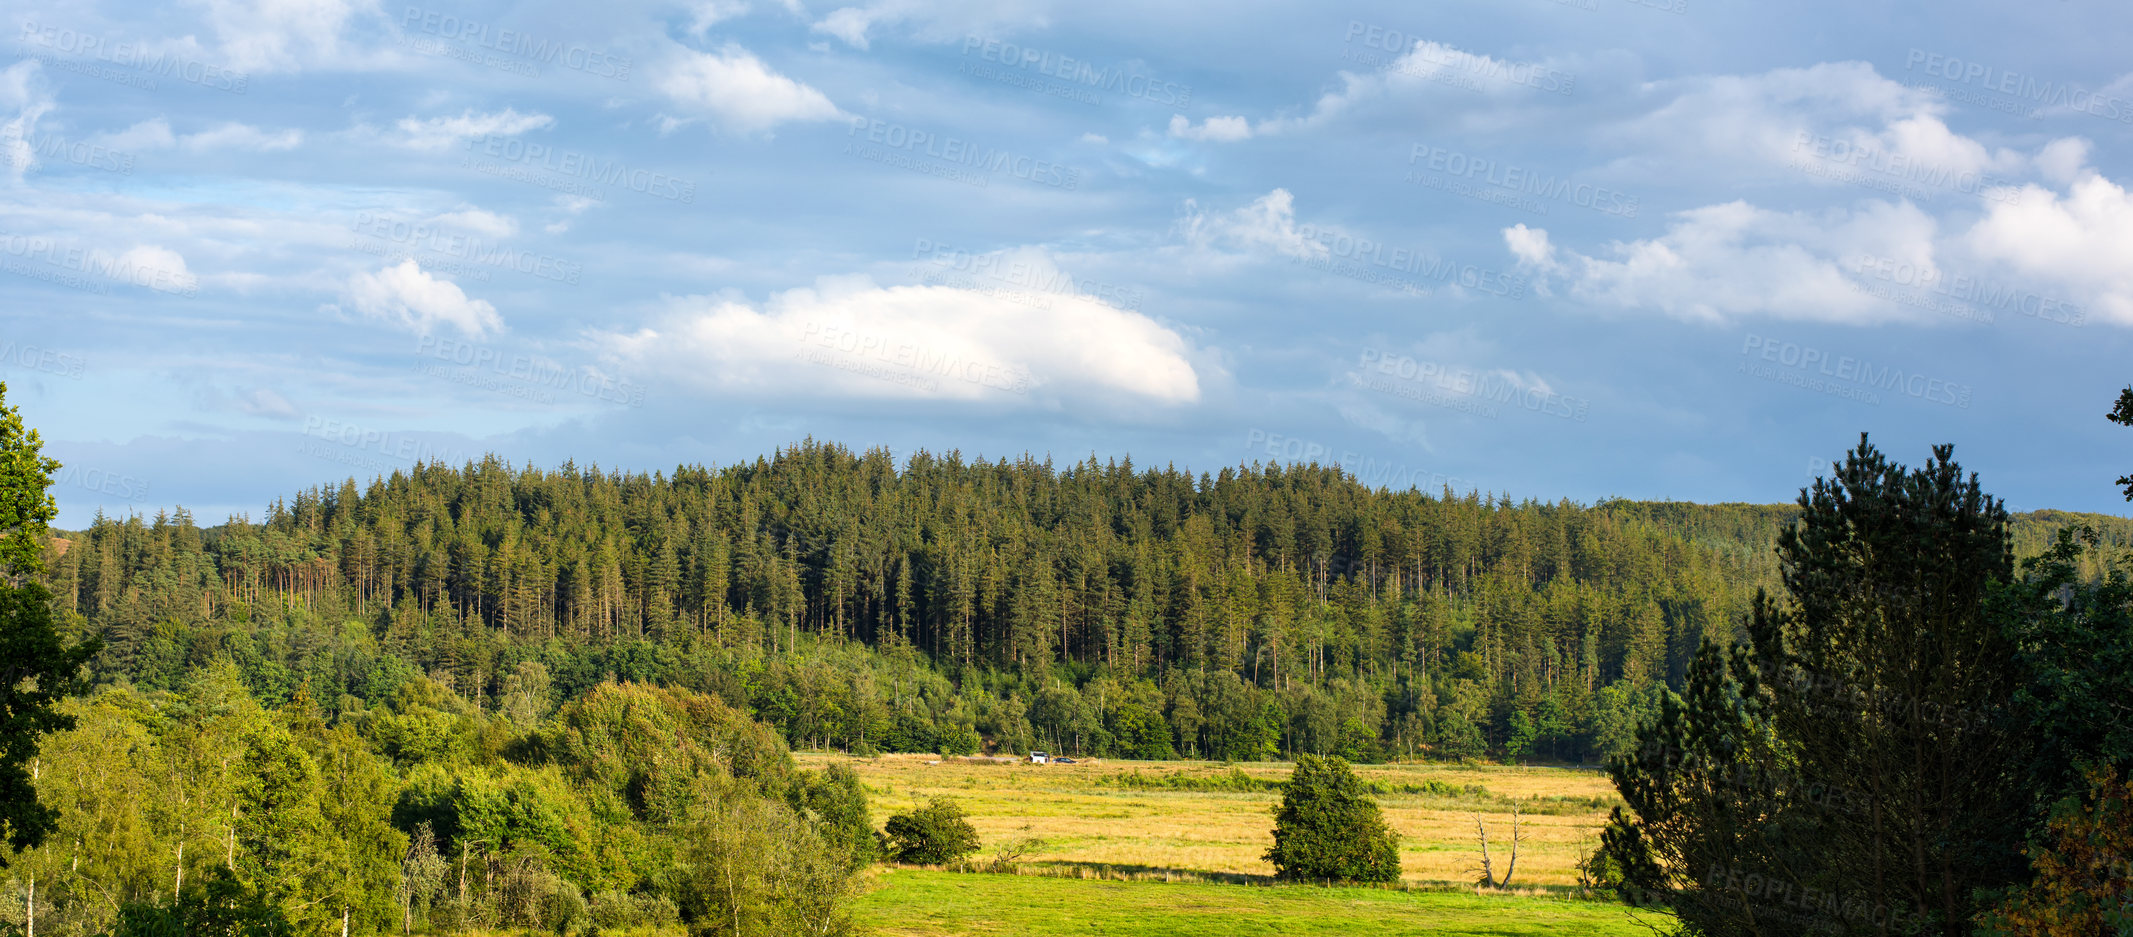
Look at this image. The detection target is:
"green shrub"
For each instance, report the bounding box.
[803,763,880,869]
[1264,755,1401,883]
[883,797,981,866]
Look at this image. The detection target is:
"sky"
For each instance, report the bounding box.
[4,0,2131,529]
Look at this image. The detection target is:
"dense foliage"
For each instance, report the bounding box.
[1603,436,2133,936]
[41,441,2132,770]
[2,668,867,937]
[1263,755,1399,883]
[1977,769,2133,936]
[881,799,980,867]
[0,382,100,862]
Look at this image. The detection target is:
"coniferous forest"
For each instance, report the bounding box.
[41,442,2130,767]
[8,421,2133,937]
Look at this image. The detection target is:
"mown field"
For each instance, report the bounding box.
[798,753,1622,886]
[852,868,1664,936]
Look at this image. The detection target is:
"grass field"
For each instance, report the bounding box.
[852,867,1666,936]
[798,753,1623,887]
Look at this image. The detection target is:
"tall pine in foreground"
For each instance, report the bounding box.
[1607,436,2033,936]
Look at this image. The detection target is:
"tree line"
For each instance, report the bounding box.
[38,441,2132,770]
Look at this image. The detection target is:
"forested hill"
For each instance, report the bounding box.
[40,441,2133,762]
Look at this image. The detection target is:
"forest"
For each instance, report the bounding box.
[38,442,2130,767]
[7,423,2133,936]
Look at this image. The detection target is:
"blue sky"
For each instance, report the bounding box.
[5,0,2130,528]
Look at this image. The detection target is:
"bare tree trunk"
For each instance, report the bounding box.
[1473,813,1495,887]
[1500,806,1522,887]
[25,874,33,937]
[175,840,184,897]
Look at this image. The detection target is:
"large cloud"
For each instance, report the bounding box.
[1503,200,1943,324]
[1966,163,2133,326]
[343,260,503,337]
[658,45,842,133]
[592,276,1201,406]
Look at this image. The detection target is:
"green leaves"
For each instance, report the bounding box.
[0,382,60,582]
[1264,754,1400,883]
[883,797,980,866]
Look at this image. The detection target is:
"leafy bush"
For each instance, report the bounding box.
[883,797,981,866]
[1977,768,2133,936]
[677,792,862,937]
[587,890,679,930]
[1264,755,1401,883]
[802,763,879,868]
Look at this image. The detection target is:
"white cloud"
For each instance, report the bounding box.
[391,108,554,150]
[809,0,1050,50]
[344,260,503,337]
[813,7,876,48]
[181,122,304,151]
[1212,38,1587,139]
[544,195,597,234]
[0,61,55,183]
[1167,114,1253,143]
[237,387,299,418]
[658,45,842,132]
[1177,189,1325,261]
[91,118,300,152]
[193,0,372,73]
[1618,61,2048,194]
[432,208,517,238]
[1504,200,1944,324]
[687,0,752,34]
[1966,167,2133,326]
[97,119,179,151]
[101,246,200,294]
[593,276,1201,406]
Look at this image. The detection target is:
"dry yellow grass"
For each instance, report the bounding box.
[796,754,1621,888]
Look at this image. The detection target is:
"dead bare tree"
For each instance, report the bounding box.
[1472,806,1524,888]
[1472,812,1496,888]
